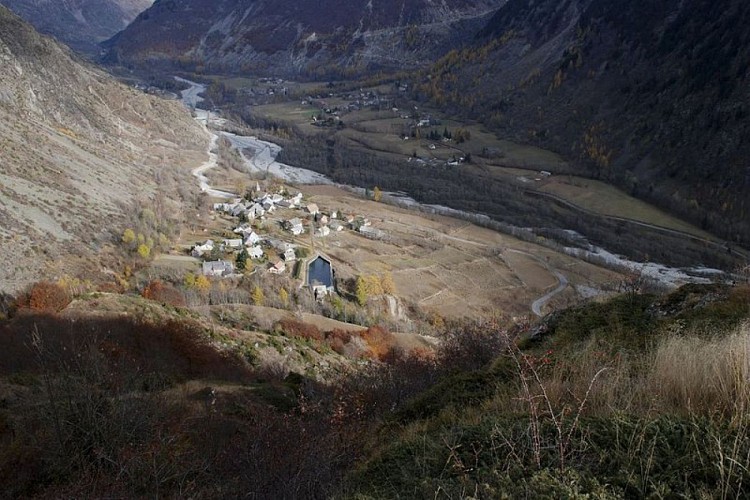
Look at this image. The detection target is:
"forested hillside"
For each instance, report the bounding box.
[413,0,750,245]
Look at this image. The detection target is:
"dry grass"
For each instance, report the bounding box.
[302,186,620,319]
[511,321,750,422]
[648,326,750,418]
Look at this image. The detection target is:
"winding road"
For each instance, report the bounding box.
[505,249,569,317]
[190,134,236,199]
[531,270,569,317]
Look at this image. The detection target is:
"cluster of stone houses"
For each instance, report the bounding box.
[283,208,386,242]
[197,186,315,277]
[213,189,304,221]
[195,183,384,279]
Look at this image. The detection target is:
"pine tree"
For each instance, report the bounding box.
[236,249,249,271]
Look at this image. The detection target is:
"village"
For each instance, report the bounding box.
[188,181,387,299]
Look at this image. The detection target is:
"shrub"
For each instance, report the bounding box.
[141,280,186,308]
[278,319,323,342]
[26,282,71,312]
[361,325,395,360]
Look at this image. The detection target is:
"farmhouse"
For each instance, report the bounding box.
[306,203,320,215]
[247,245,264,260]
[202,260,234,277]
[244,231,261,246]
[316,226,331,237]
[268,260,286,274]
[191,240,214,258]
[223,239,243,249]
[285,218,304,236]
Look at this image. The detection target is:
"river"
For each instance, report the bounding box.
[173,77,728,310]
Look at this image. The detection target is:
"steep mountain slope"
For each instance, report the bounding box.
[0,6,206,292]
[416,0,750,246]
[0,0,152,54]
[104,0,502,78]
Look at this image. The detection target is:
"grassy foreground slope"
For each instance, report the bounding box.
[343,284,750,498]
[1,282,749,497]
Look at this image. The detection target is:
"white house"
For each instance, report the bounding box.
[316,226,331,237]
[247,245,264,260]
[283,248,296,261]
[247,203,265,219]
[234,224,252,236]
[223,239,243,249]
[286,218,304,236]
[262,200,276,212]
[191,240,214,258]
[244,231,261,246]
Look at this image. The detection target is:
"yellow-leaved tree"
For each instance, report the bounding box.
[381,272,396,294]
[137,243,151,260]
[252,286,265,306]
[195,275,211,294]
[122,228,136,245]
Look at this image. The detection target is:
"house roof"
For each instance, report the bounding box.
[202,260,234,275]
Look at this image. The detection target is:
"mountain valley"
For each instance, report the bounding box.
[0,0,152,55]
[0,1,749,498]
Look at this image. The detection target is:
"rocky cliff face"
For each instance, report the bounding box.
[105,0,502,78]
[0,0,152,54]
[418,0,750,245]
[0,6,206,292]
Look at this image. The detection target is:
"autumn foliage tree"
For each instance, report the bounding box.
[381,273,396,294]
[27,281,72,312]
[141,280,186,308]
[252,286,265,306]
[355,276,368,306]
[361,325,395,360]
